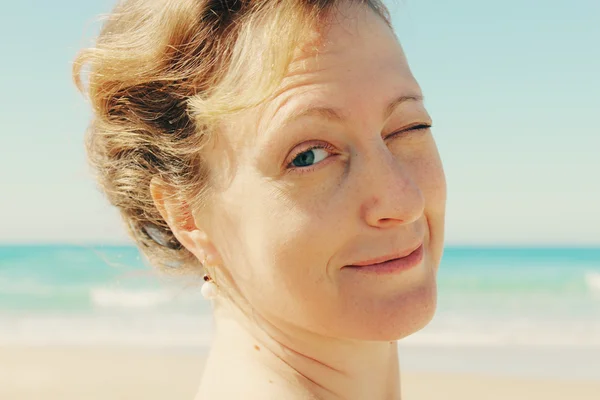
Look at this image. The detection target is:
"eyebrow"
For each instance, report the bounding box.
[278,94,424,127]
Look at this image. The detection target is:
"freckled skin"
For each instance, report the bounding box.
[201,7,446,342]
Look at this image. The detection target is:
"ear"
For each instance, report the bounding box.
[149,177,222,266]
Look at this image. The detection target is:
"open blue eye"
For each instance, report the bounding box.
[291,147,329,168]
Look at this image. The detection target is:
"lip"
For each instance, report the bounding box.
[344,244,424,275]
[350,243,423,266]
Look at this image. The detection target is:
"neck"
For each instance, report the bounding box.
[207,300,402,400]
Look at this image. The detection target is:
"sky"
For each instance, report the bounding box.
[1,0,598,246]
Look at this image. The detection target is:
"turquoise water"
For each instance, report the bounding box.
[0,245,198,313]
[1,245,599,350]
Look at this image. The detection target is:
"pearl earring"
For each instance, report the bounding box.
[201,274,218,300]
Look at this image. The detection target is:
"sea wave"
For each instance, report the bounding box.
[404,312,600,348]
[90,288,177,308]
[0,274,204,311]
[0,313,214,347]
[402,328,600,348]
[89,286,206,309]
[1,312,600,348]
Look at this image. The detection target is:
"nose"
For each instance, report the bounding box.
[358,146,425,229]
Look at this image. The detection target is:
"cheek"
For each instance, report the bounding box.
[215,176,340,321]
[408,138,447,263]
[418,143,446,214]
[257,199,339,300]
[397,135,446,208]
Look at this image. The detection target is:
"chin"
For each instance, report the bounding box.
[376,282,438,341]
[332,274,439,342]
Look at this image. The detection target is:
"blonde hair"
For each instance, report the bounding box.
[73,0,390,274]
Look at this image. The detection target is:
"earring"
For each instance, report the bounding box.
[201,274,218,300]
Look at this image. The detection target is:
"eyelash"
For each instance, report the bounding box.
[286,142,338,174]
[385,123,432,140]
[286,123,432,174]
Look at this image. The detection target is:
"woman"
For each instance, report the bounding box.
[73,0,446,398]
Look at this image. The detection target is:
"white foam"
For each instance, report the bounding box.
[0,313,214,347]
[585,271,600,295]
[90,287,176,308]
[399,311,600,348]
[2,311,600,349]
[401,330,600,348]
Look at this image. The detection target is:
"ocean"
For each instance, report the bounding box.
[2,245,599,380]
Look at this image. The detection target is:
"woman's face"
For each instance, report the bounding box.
[200,6,446,341]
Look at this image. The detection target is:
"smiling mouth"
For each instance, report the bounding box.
[350,243,423,267]
[344,244,424,274]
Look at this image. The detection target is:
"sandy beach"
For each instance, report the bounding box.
[2,346,600,400]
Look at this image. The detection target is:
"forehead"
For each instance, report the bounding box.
[228,5,420,146]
